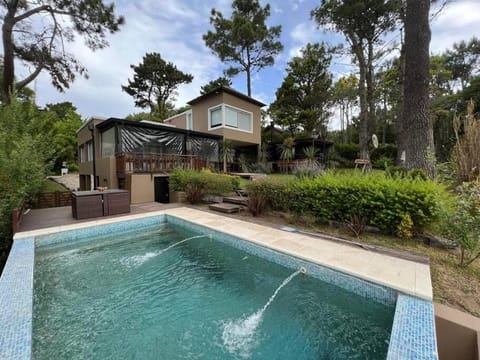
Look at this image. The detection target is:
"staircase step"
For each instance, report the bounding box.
[223,196,248,206]
[209,203,241,213]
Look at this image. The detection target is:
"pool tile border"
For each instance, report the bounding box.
[387,294,438,360]
[0,238,34,360]
[3,209,438,360]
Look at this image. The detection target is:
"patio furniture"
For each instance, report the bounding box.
[72,190,130,219]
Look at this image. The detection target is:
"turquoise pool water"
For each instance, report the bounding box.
[33,223,394,359]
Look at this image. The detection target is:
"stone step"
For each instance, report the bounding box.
[223,196,248,206]
[208,203,241,214]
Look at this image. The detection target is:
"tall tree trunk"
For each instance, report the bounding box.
[2,10,16,103]
[356,48,369,160]
[366,41,376,137]
[246,67,251,97]
[402,0,435,177]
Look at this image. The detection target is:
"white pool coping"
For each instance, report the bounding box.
[14,207,433,301]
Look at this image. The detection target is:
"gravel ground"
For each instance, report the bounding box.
[48,173,80,191]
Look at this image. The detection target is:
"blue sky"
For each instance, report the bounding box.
[22,0,480,128]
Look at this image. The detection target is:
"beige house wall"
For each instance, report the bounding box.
[164,112,187,128]
[435,303,480,360]
[189,92,261,145]
[130,174,155,203]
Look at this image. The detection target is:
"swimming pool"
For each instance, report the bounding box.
[0,208,439,359]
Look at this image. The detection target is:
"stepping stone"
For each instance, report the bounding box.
[209,203,240,213]
[223,196,248,206]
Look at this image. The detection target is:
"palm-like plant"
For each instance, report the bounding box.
[280,137,294,173]
[222,139,235,173]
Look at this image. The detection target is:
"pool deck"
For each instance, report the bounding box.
[15,206,433,301]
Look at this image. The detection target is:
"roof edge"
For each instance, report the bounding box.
[187,86,266,107]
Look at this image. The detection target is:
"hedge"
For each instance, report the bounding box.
[169,169,240,204]
[247,173,450,233]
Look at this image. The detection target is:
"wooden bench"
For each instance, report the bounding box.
[354,159,371,172]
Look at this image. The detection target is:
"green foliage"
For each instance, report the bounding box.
[270,43,333,135]
[294,163,323,179]
[439,182,480,266]
[330,143,359,167]
[246,179,287,215]
[169,169,239,204]
[203,0,283,96]
[2,0,124,101]
[397,213,414,240]
[122,52,193,118]
[43,102,83,171]
[200,77,232,94]
[0,101,52,268]
[251,173,448,234]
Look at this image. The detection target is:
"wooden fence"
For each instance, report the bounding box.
[33,191,72,209]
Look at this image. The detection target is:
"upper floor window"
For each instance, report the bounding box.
[209,106,222,128]
[101,127,115,157]
[86,140,93,161]
[79,145,85,163]
[186,111,193,130]
[225,106,252,132]
[208,104,253,133]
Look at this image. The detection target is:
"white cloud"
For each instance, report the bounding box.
[430,0,480,53]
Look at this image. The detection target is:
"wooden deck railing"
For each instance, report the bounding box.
[116,152,207,175]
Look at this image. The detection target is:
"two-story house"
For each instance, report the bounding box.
[164,86,265,163]
[77,87,264,203]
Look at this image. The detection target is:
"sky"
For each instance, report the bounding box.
[14,0,480,128]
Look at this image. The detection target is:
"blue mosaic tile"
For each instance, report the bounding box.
[35,214,166,248]
[0,239,34,360]
[166,214,397,307]
[387,294,438,360]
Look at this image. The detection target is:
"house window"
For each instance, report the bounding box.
[186,111,193,130]
[101,127,115,157]
[209,106,222,128]
[79,145,85,163]
[86,140,93,161]
[225,106,252,132]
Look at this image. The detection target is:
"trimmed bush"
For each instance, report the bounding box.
[169,169,239,204]
[247,173,449,234]
[246,179,287,215]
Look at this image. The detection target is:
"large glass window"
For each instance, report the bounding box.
[86,141,93,161]
[209,107,222,128]
[225,105,252,131]
[79,145,85,163]
[101,127,115,157]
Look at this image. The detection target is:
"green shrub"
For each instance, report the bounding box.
[397,213,414,240]
[333,143,359,161]
[246,179,287,215]
[169,169,239,204]
[439,182,480,266]
[67,163,79,172]
[279,173,448,234]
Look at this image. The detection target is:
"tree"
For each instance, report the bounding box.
[203,0,283,96]
[333,75,358,142]
[312,0,400,159]
[1,0,124,103]
[270,43,333,136]
[43,102,83,170]
[400,0,435,177]
[445,37,480,91]
[200,77,232,94]
[122,53,193,119]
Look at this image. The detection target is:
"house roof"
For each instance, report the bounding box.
[96,117,223,140]
[187,86,266,107]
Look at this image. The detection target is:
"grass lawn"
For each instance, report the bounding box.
[40,178,68,192]
[237,173,296,189]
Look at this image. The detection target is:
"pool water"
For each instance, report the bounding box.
[33,223,394,359]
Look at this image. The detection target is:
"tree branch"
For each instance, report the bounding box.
[16,64,43,89]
